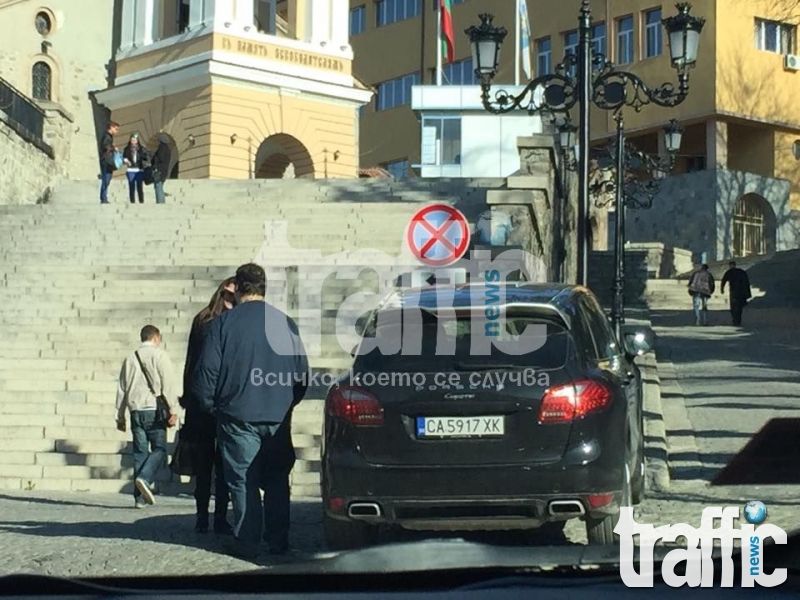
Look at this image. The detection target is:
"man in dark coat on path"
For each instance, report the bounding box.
[191,263,309,559]
[721,261,752,326]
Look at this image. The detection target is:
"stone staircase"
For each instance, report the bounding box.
[0,178,496,496]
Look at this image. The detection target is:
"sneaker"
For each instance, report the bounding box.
[135,478,155,505]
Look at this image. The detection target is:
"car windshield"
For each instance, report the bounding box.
[356,308,572,372]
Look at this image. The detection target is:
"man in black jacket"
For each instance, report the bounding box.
[721,261,752,326]
[191,263,309,558]
[151,134,171,204]
[98,121,119,204]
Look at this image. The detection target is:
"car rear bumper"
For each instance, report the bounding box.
[323,451,625,529]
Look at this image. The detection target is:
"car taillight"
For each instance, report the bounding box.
[538,380,612,423]
[326,385,385,427]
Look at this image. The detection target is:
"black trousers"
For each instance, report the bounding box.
[195,442,229,519]
[730,298,746,326]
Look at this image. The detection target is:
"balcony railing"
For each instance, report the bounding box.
[0,75,52,157]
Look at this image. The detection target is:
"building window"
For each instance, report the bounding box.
[536,37,552,75]
[384,158,410,179]
[421,116,461,166]
[31,62,52,101]
[564,30,579,57]
[442,58,474,85]
[592,22,606,58]
[616,15,634,65]
[255,0,278,34]
[376,0,421,28]
[376,72,421,111]
[35,11,53,36]
[350,5,366,36]
[685,156,706,172]
[755,18,796,54]
[177,0,190,34]
[644,8,663,58]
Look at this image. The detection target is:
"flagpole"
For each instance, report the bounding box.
[436,1,443,86]
[515,0,521,85]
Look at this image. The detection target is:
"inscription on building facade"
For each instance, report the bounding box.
[220,36,345,72]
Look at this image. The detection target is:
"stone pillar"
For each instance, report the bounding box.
[189,0,205,29]
[308,0,331,44]
[235,0,256,30]
[330,0,350,48]
[202,0,234,28]
[120,0,137,52]
[133,0,159,47]
[706,119,728,169]
[287,0,307,42]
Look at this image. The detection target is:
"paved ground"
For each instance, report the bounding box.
[0,303,798,578]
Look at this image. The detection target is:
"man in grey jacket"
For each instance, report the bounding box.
[116,325,180,507]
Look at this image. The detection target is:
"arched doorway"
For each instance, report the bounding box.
[732,193,776,257]
[254,134,314,179]
[145,132,180,179]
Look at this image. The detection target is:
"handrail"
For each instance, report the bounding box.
[0,75,51,156]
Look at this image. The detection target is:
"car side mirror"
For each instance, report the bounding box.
[620,324,655,358]
[354,313,370,337]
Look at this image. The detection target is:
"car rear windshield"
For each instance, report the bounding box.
[356,308,573,372]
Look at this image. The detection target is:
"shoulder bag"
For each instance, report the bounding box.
[134,351,172,426]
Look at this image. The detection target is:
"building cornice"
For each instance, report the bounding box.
[94,60,373,111]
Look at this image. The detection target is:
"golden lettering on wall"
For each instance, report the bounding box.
[218,36,345,72]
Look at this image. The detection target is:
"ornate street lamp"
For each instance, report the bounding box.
[466,1,704,299]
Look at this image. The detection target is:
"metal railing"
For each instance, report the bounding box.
[0,75,46,141]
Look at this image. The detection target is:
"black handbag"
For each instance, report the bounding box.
[143,166,155,186]
[134,351,171,426]
[170,430,202,476]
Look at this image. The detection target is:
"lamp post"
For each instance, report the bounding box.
[587,117,684,340]
[465,2,704,291]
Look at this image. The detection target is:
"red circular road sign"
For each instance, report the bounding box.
[405,204,471,267]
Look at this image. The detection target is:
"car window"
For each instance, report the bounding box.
[568,302,598,362]
[580,295,619,360]
[356,308,574,372]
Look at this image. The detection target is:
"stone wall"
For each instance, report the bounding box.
[625,169,797,262]
[0,106,71,205]
[0,0,115,180]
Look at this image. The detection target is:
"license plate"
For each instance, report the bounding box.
[416,416,504,438]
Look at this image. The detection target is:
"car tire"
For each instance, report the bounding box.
[585,463,631,545]
[323,515,376,551]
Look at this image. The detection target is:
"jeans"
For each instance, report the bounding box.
[130,410,167,498]
[154,181,165,204]
[99,167,113,203]
[730,298,746,326]
[692,293,709,325]
[217,416,282,548]
[126,171,145,203]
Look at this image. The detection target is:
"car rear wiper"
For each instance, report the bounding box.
[454,361,523,371]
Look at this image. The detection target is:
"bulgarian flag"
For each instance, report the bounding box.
[440,0,455,64]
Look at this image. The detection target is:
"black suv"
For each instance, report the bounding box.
[321,282,652,548]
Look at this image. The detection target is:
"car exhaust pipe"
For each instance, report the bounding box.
[348,502,382,518]
[548,500,586,516]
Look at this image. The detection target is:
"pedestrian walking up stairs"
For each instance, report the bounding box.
[0,178,499,497]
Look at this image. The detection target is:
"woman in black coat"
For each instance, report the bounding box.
[181,277,236,534]
[122,134,149,204]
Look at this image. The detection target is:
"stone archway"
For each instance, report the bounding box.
[255,134,314,179]
[732,193,776,257]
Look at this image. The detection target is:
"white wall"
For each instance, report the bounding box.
[0,0,115,179]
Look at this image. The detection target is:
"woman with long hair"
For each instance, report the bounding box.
[122,133,148,204]
[181,277,236,533]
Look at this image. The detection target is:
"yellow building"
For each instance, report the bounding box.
[95,0,373,179]
[351,0,800,257]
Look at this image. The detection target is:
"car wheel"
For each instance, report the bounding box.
[585,463,631,545]
[323,514,376,551]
